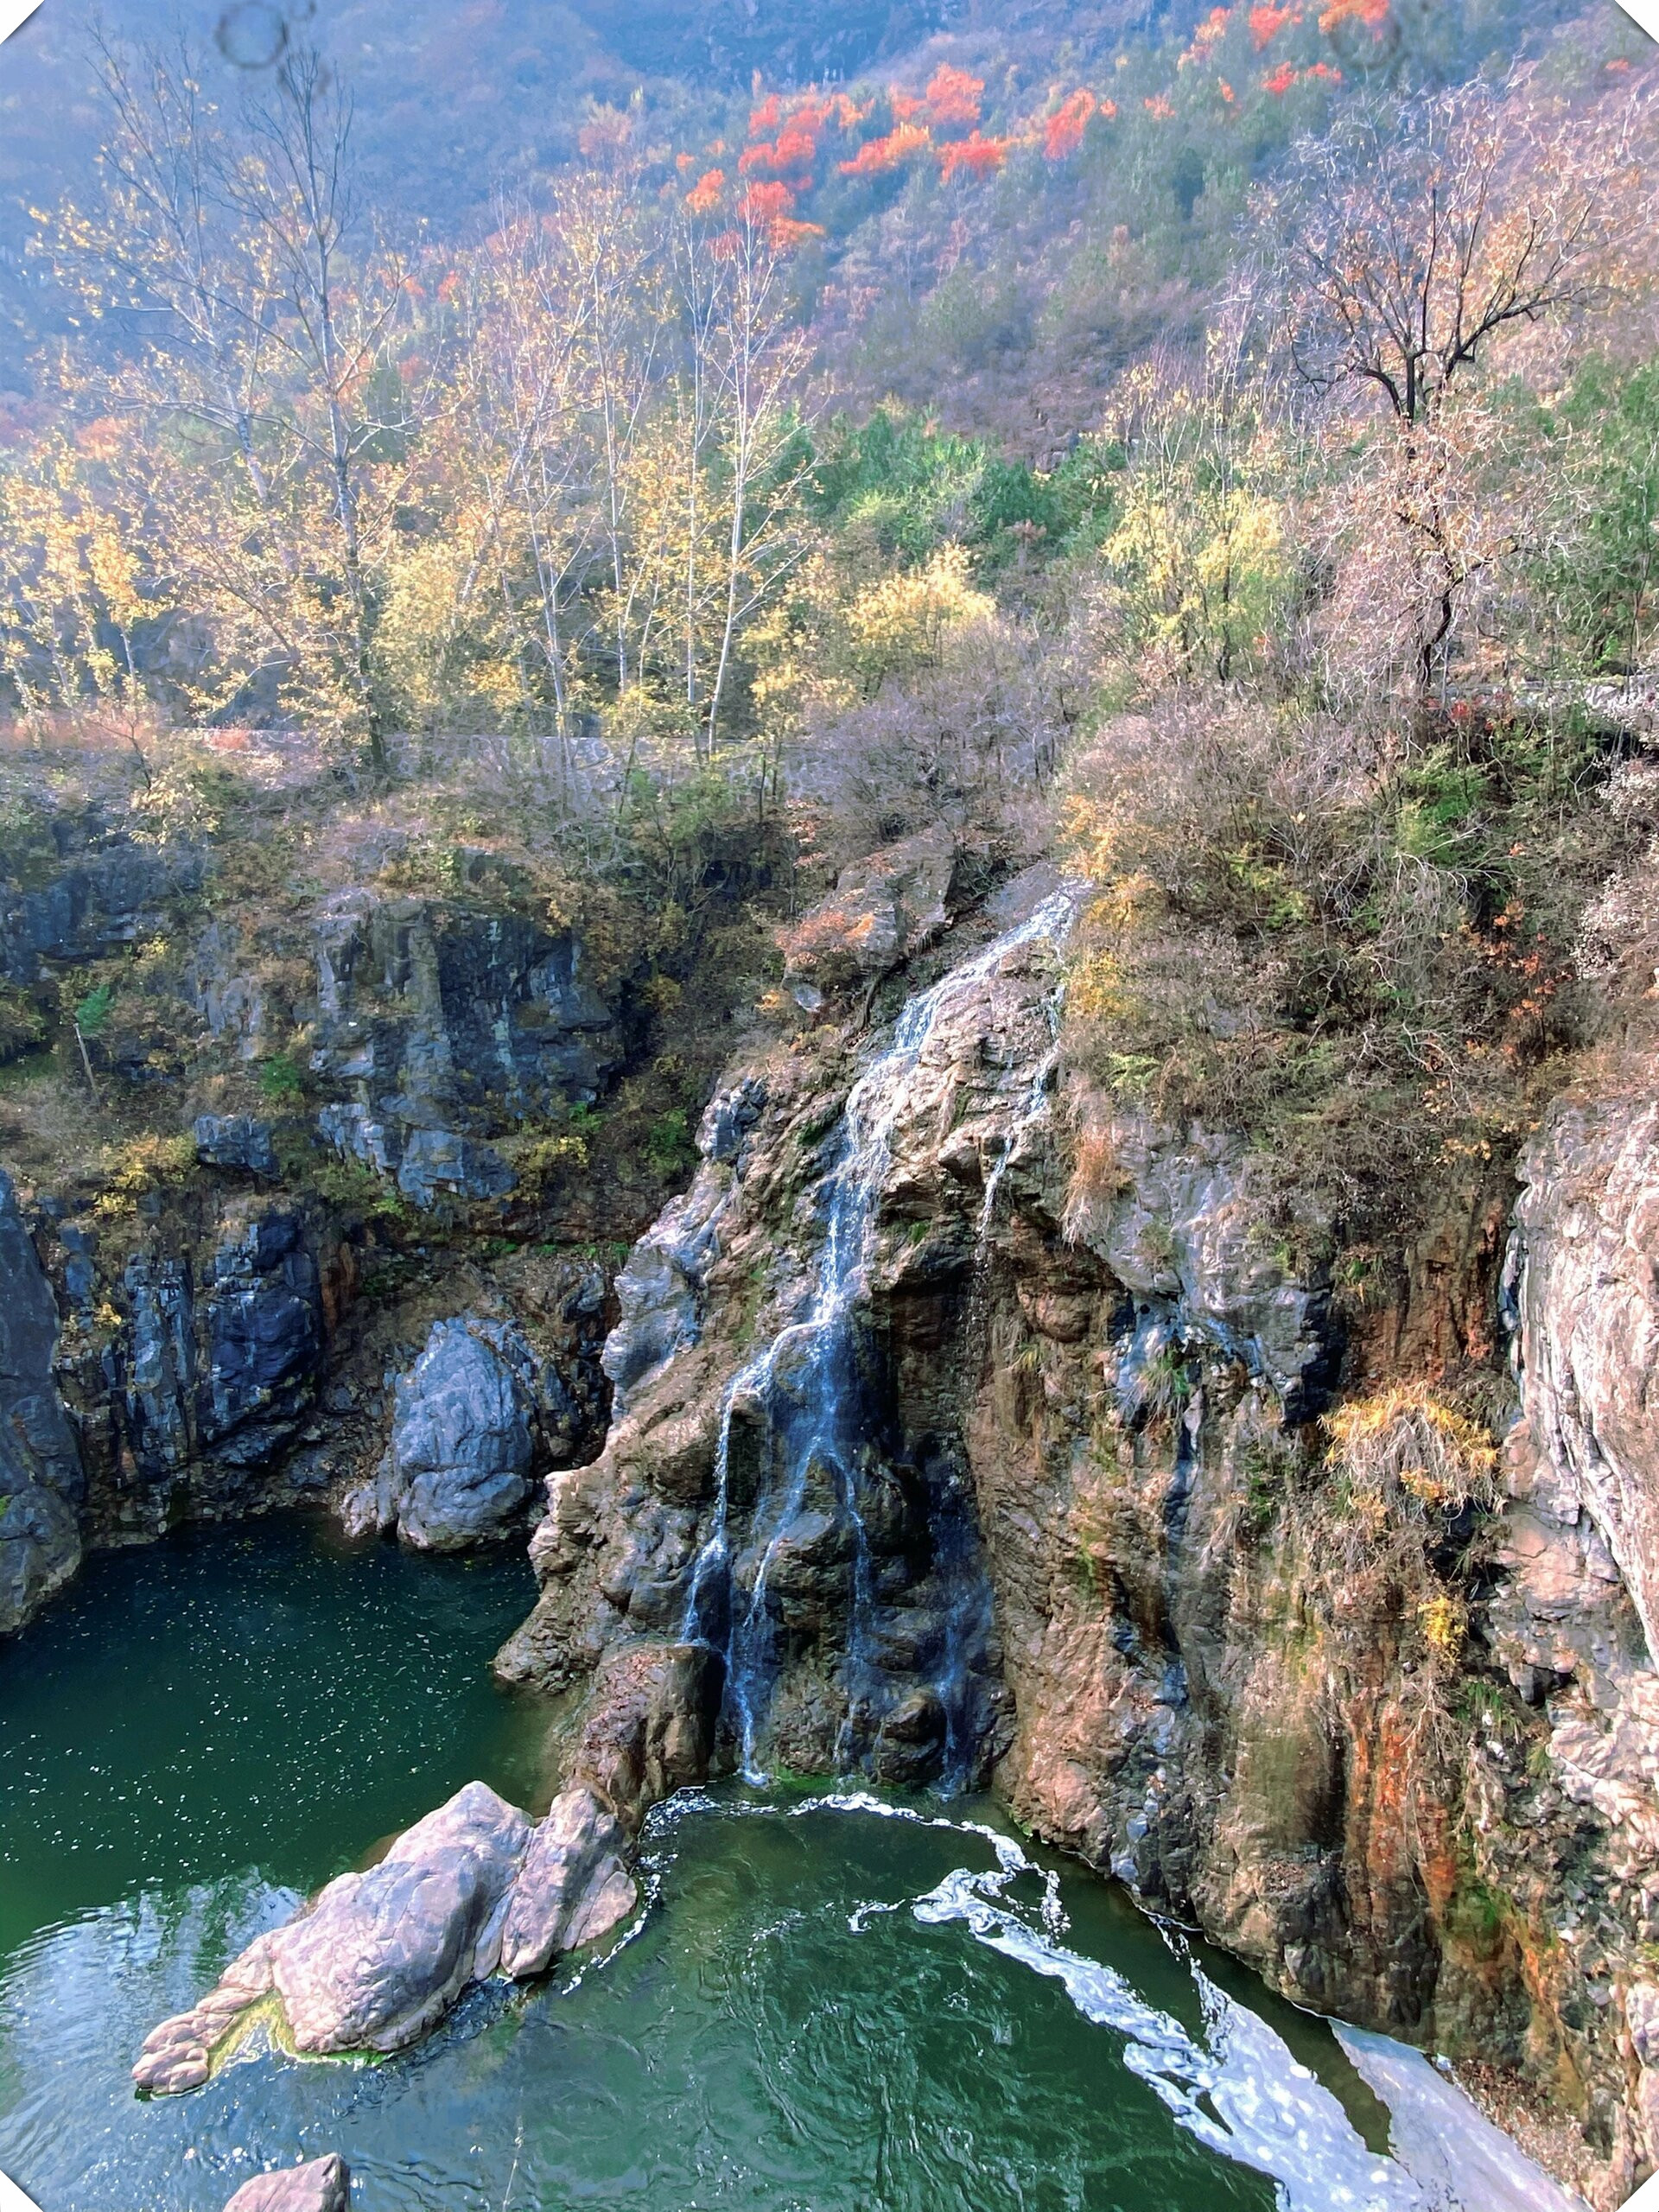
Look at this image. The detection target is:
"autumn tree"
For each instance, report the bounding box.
[38,32,428,772]
[1266,77,1652,703]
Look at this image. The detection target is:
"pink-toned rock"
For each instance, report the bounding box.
[221,2153,351,2211]
[499,1784,636,1978]
[135,1777,644,2093]
[270,1783,531,2054]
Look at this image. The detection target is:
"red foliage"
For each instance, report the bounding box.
[749,92,784,137]
[1262,61,1299,93]
[925,63,984,131]
[740,180,797,222]
[938,130,1007,180]
[839,121,933,176]
[1044,87,1096,160]
[685,168,725,215]
[1248,3,1300,48]
[1306,59,1343,79]
[1143,93,1177,119]
[891,90,927,122]
[1219,77,1236,101]
[1185,5,1233,60]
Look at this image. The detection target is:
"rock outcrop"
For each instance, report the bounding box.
[305,890,620,1206]
[485,848,1659,2204]
[222,2157,351,2212]
[341,1317,543,1550]
[135,1780,635,2093]
[0,1168,84,1632]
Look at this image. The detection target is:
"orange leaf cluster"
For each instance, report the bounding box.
[740,180,797,222]
[1143,93,1177,120]
[1181,5,1233,64]
[1319,0,1389,29]
[1044,87,1098,160]
[1262,61,1299,93]
[685,168,725,215]
[924,63,985,131]
[938,130,1008,180]
[838,120,933,176]
[1248,3,1301,47]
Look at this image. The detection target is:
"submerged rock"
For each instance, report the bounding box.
[134,1780,635,2092]
[342,1318,541,1550]
[221,2156,352,2212]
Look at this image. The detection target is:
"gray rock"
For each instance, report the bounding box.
[1513,1099,1659,1660]
[699,1077,767,1171]
[270,1783,531,2053]
[136,1777,639,2088]
[194,1115,280,1179]
[0,1169,85,1633]
[0,836,203,986]
[346,1319,540,1551]
[396,1127,517,1207]
[498,1784,637,1977]
[601,1167,728,1415]
[222,2156,352,2212]
[306,892,620,1213]
[199,1209,322,1463]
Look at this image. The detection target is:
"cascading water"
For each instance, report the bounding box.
[682,891,1077,1785]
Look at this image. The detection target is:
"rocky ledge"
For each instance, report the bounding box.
[134,1781,633,2094]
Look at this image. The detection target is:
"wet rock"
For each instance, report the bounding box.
[194,1115,280,1179]
[498,1784,636,1976]
[343,1319,540,1551]
[0,1168,85,1633]
[136,1779,639,2089]
[222,2156,352,2212]
[601,1166,728,1416]
[571,1640,721,1829]
[699,1077,767,1172]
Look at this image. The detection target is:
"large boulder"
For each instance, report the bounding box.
[222,2157,351,2212]
[342,1318,541,1550]
[499,1783,636,1977]
[777,823,985,1008]
[270,1783,531,2053]
[0,1168,85,1633]
[135,1780,635,2092]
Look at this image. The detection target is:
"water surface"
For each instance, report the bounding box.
[0,1522,1413,2212]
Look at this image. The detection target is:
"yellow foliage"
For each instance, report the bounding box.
[1417,1592,1467,1665]
[843,543,994,690]
[1326,1384,1498,1514]
[92,1132,197,1217]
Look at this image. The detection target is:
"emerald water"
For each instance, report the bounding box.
[0,1522,1411,2212]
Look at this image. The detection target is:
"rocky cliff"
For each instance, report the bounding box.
[489,849,1659,2208]
[0,772,760,1624]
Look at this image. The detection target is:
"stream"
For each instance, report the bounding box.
[0,1518,1438,2212]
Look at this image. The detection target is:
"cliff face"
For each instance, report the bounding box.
[495,853,1659,2206]
[0,804,638,1623]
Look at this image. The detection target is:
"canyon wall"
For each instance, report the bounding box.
[495,853,1659,2207]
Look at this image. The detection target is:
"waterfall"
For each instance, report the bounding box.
[682,891,1077,1785]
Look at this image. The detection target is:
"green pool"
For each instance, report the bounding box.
[0,1520,1410,2212]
